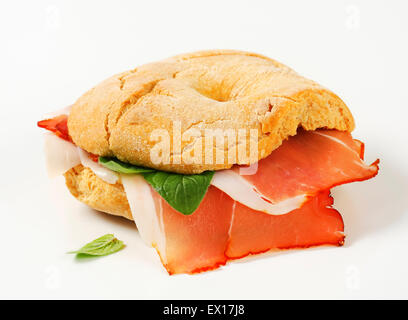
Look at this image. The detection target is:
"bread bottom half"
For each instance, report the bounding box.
[64,165,133,220]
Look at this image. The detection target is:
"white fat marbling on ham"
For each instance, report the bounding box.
[211,170,307,215]
[312,131,360,156]
[78,148,119,184]
[121,174,167,262]
[44,129,119,184]
[43,132,81,178]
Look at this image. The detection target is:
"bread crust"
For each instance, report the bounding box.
[68,50,354,174]
[64,165,132,220]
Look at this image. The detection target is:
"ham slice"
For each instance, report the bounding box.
[212,129,378,213]
[39,116,100,163]
[151,186,235,274]
[149,187,343,274]
[233,129,379,202]
[38,115,72,143]
[226,190,344,260]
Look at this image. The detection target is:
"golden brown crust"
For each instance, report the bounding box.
[68,50,354,174]
[64,165,132,220]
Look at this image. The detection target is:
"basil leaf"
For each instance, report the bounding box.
[99,157,155,174]
[68,234,125,256]
[142,171,214,215]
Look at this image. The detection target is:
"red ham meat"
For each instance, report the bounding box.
[152,186,235,274]
[226,190,344,260]
[37,115,72,143]
[232,129,379,204]
[152,188,344,275]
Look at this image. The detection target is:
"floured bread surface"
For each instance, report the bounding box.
[64,165,132,220]
[68,50,354,174]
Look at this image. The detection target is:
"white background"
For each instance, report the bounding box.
[1,0,407,299]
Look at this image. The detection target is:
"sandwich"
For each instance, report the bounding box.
[38,50,379,275]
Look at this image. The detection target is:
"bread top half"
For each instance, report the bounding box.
[68,50,354,174]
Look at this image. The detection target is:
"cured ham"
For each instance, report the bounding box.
[234,129,379,203]
[212,129,379,214]
[38,115,72,143]
[39,115,100,163]
[148,188,344,274]
[226,190,344,260]
[211,170,308,215]
[43,132,81,178]
[78,148,119,184]
[151,186,235,274]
